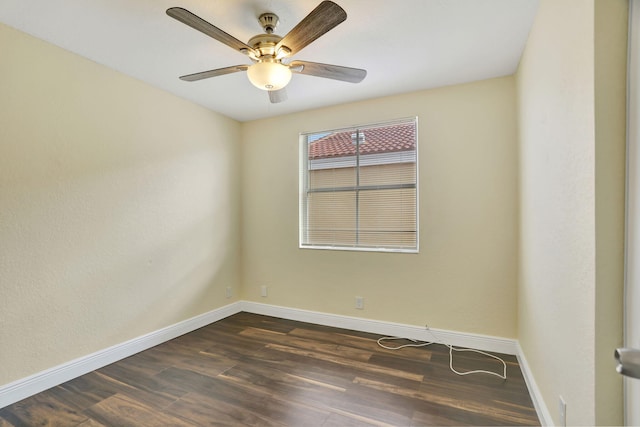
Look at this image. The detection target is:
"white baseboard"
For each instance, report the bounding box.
[2,299,547,425]
[0,302,242,409]
[516,342,553,426]
[240,301,518,355]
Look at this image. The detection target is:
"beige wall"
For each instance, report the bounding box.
[516,0,626,424]
[0,23,242,385]
[241,77,519,337]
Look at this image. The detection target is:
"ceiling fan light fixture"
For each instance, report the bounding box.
[168,2,364,103]
[247,61,292,91]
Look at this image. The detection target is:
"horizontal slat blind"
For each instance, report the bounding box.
[300,118,418,252]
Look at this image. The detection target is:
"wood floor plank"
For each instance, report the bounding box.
[110,352,168,377]
[52,373,118,413]
[171,351,238,378]
[355,376,538,426]
[198,328,270,359]
[160,366,333,426]
[240,326,375,362]
[0,390,88,427]
[218,355,416,426]
[97,362,188,403]
[411,408,479,427]
[321,412,395,427]
[367,351,434,374]
[265,343,425,382]
[0,417,16,427]
[289,328,433,362]
[218,360,348,409]
[242,345,360,390]
[83,394,196,427]
[213,312,299,335]
[75,418,108,427]
[0,313,540,426]
[167,391,286,427]
[322,389,415,426]
[89,370,180,410]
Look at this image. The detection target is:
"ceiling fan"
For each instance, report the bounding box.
[166,1,366,103]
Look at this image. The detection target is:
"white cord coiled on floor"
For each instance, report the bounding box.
[377,330,507,380]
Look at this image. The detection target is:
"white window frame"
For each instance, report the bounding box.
[299,117,419,253]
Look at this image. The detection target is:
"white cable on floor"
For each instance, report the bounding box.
[377,331,507,380]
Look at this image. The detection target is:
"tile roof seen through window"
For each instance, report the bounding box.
[308,122,416,160]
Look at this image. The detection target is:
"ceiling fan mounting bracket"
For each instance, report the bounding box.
[258,13,279,34]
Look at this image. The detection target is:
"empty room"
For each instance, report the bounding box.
[0,0,635,425]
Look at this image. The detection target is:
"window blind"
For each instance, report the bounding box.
[299,118,418,252]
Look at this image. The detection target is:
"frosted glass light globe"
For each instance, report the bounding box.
[247,62,292,91]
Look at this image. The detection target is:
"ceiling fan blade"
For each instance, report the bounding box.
[179,65,249,82]
[289,60,366,83]
[269,88,288,103]
[167,7,256,55]
[276,1,347,57]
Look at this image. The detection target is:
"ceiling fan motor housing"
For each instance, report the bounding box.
[247,33,283,58]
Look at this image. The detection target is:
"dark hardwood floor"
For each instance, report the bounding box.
[0,312,539,426]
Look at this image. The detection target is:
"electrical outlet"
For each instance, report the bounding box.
[558,396,566,427]
[226,287,232,298]
[355,296,364,309]
[260,285,268,297]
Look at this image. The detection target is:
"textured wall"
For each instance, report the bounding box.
[0,23,241,385]
[517,1,627,424]
[241,77,519,338]
[517,0,598,424]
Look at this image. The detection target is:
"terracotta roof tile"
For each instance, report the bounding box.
[308,122,416,160]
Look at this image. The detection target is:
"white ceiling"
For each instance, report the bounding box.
[0,0,539,122]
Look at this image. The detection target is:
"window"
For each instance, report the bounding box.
[299,118,418,252]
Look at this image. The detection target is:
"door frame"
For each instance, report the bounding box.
[625,1,640,424]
